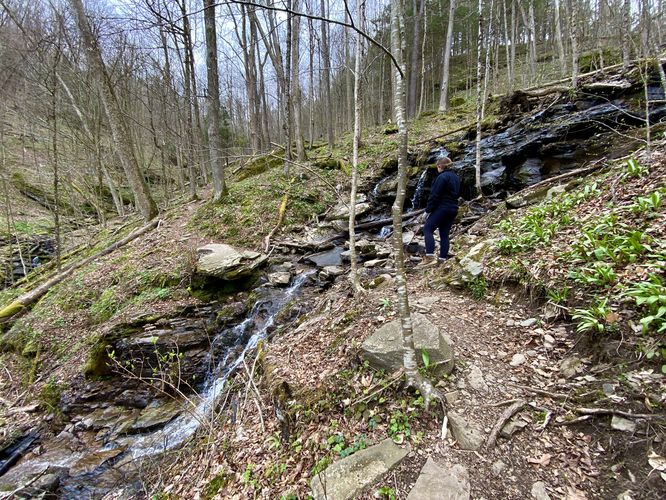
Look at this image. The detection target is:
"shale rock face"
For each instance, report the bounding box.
[196,244,267,280]
[361,312,454,375]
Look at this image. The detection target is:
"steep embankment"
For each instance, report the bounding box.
[0,60,664,499]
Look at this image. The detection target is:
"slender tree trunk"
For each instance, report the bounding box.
[321,0,334,149]
[308,14,315,147]
[554,0,567,74]
[284,2,293,171]
[509,0,516,91]
[622,0,631,69]
[418,0,428,115]
[390,0,439,406]
[568,0,579,88]
[203,0,227,200]
[345,8,353,130]
[475,0,484,196]
[439,0,456,112]
[349,0,366,296]
[528,0,537,82]
[291,0,306,161]
[408,0,425,118]
[482,0,495,119]
[69,0,157,220]
[240,5,260,152]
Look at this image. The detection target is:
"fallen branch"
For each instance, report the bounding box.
[0,219,159,322]
[351,368,404,407]
[486,400,526,449]
[507,383,571,401]
[413,123,474,146]
[574,407,661,419]
[264,178,294,252]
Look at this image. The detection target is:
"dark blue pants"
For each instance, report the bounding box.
[424,207,457,258]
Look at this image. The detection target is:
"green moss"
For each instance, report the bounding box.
[203,472,229,499]
[89,289,124,324]
[236,151,284,181]
[313,158,342,170]
[39,379,63,413]
[83,340,113,378]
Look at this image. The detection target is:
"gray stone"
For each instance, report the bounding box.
[467,365,488,393]
[196,244,267,280]
[520,318,538,327]
[509,353,526,367]
[319,266,345,281]
[364,258,387,268]
[445,391,460,406]
[407,459,470,500]
[307,247,343,267]
[448,412,485,451]
[602,383,616,395]
[459,240,496,282]
[531,481,551,500]
[491,460,507,476]
[310,438,410,500]
[361,313,454,375]
[500,418,528,438]
[268,272,291,286]
[329,198,371,220]
[559,357,582,378]
[610,416,636,433]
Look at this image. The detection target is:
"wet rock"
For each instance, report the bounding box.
[319,266,345,282]
[268,272,291,287]
[407,459,470,500]
[306,247,343,267]
[69,448,124,476]
[610,416,636,433]
[130,400,182,433]
[448,412,485,451]
[531,481,551,500]
[310,438,410,500]
[362,313,454,376]
[196,244,267,280]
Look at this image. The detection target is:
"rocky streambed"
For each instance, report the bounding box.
[0,247,319,498]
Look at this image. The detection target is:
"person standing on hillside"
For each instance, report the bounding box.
[422,157,460,264]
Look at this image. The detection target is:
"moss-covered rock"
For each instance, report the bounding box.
[236,152,284,181]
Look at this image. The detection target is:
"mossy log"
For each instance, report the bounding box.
[0,219,159,323]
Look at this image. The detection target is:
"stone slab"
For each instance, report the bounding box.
[407,459,470,500]
[310,438,410,500]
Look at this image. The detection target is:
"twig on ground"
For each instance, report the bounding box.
[508,383,571,400]
[351,368,404,406]
[486,400,526,449]
[574,407,661,419]
[483,398,523,408]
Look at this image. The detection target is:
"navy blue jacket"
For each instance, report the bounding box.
[426,170,460,213]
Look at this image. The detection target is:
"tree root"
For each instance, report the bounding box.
[485,399,526,449]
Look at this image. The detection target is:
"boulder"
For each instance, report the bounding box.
[268,272,291,287]
[328,194,370,220]
[196,244,267,280]
[448,412,485,451]
[311,438,410,500]
[319,266,345,282]
[407,459,470,500]
[361,313,454,375]
[458,240,495,282]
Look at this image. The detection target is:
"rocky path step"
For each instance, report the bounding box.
[407,459,470,500]
[310,438,410,500]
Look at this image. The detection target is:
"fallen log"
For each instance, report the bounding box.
[0,219,160,322]
[413,123,474,146]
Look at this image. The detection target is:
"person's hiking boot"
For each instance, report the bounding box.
[416,254,438,269]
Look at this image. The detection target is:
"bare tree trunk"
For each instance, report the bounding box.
[308,14,315,147]
[554,0,567,74]
[345,9,353,130]
[438,0,456,112]
[509,0,516,91]
[69,0,157,220]
[528,0,537,82]
[389,0,439,406]
[349,0,365,296]
[622,0,631,69]
[240,5,260,152]
[408,0,425,118]
[176,17,198,200]
[418,0,428,115]
[568,0,579,88]
[291,0,306,161]
[482,0,495,119]
[203,0,228,200]
[475,0,484,197]
[321,0,334,149]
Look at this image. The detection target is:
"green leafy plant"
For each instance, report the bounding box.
[624,157,647,178]
[376,486,397,500]
[546,286,570,304]
[572,298,617,334]
[569,263,617,287]
[624,275,666,333]
[468,276,487,300]
[379,297,391,311]
[388,410,411,441]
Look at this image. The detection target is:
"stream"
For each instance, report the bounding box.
[0,271,316,498]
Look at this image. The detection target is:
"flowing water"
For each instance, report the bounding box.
[3,272,315,498]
